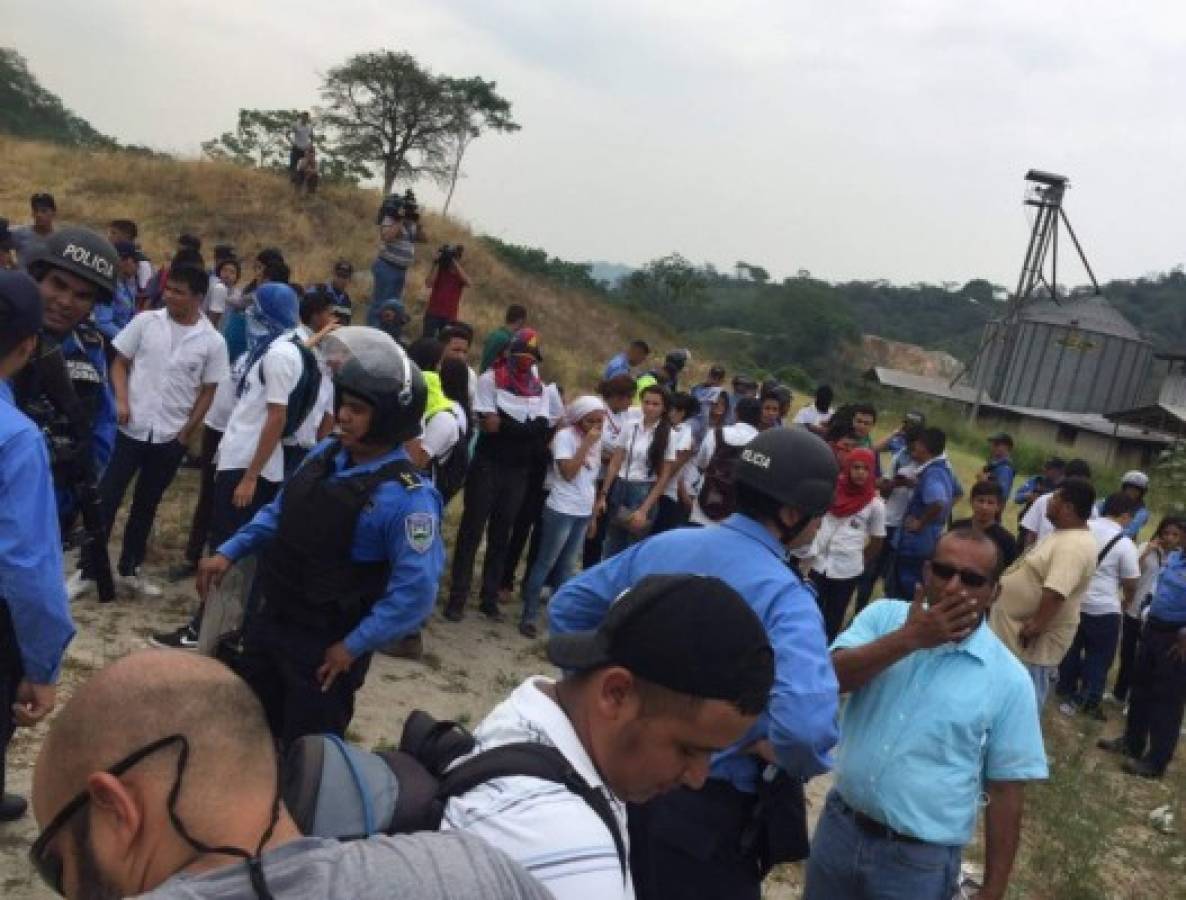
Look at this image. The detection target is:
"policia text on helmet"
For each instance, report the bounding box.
[732,428,839,548]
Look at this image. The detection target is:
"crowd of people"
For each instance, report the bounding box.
[0,187,1184,900]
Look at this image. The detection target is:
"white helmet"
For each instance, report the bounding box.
[1121,470,1149,490]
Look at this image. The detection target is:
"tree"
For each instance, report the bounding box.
[621,254,708,316]
[201,108,301,169]
[319,51,519,196]
[0,47,116,148]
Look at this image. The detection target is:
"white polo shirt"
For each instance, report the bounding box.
[111,309,229,444]
[547,425,601,517]
[284,326,335,451]
[442,678,633,900]
[1021,491,1098,542]
[216,336,303,482]
[808,498,888,580]
[613,412,677,483]
[1081,517,1140,616]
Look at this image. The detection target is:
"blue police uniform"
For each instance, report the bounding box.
[51,328,116,523]
[985,456,1015,501]
[221,439,444,744]
[93,281,135,342]
[0,380,75,796]
[550,514,839,898]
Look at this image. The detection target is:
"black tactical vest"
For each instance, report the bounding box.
[258,441,422,638]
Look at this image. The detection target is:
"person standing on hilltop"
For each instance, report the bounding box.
[290,111,314,174]
[10,192,56,272]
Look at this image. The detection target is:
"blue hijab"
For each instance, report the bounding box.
[237,282,299,395]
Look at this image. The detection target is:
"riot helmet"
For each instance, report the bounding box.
[321,326,426,445]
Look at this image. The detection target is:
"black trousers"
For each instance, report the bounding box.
[98,432,188,574]
[447,457,529,610]
[810,571,862,643]
[0,605,22,796]
[209,469,280,550]
[854,525,897,611]
[630,780,762,900]
[500,460,548,592]
[235,611,371,748]
[584,479,610,568]
[184,426,223,564]
[283,445,310,480]
[1113,612,1142,702]
[1123,621,1186,774]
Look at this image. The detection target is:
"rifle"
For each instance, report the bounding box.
[26,343,116,603]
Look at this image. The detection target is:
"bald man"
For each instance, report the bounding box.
[30,651,551,899]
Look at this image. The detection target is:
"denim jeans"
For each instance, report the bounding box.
[1026,662,1057,709]
[890,554,925,602]
[368,258,407,325]
[602,479,658,560]
[98,432,188,574]
[521,507,590,627]
[804,791,961,900]
[1057,612,1122,707]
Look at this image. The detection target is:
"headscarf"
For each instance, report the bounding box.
[829,447,877,518]
[493,327,543,397]
[564,395,605,469]
[238,282,298,395]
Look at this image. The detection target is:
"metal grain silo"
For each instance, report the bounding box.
[977,296,1152,414]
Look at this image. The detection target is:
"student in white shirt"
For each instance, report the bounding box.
[1056,493,1141,717]
[803,448,886,641]
[518,397,605,638]
[652,392,699,533]
[598,385,677,559]
[283,291,340,476]
[1019,458,1095,548]
[444,574,774,900]
[87,265,228,598]
[687,396,762,525]
[792,384,834,435]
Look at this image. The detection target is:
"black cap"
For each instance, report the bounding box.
[30,192,56,211]
[988,432,1014,448]
[548,574,774,712]
[709,364,726,378]
[0,270,45,345]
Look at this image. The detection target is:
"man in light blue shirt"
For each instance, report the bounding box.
[550,427,839,900]
[805,527,1047,900]
[601,339,649,381]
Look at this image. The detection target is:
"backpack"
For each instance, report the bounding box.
[260,337,323,439]
[282,711,627,878]
[697,425,743,522]
[429,409,470,505]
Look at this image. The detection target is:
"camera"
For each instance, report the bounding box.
[437,244,464,267]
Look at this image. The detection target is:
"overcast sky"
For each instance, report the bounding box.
[8,0,1186,285]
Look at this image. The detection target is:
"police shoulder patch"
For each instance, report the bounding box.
[405,512,437,554]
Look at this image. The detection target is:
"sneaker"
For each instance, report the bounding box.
[1122,758,1163,779]
[442,602,465,623]
[167,561,198,583]
[519,622,538,639]
[117,570,163,598]
[1058,701,1078,717]
[65,570,96,601]
[478,603,505,623]
[0,793,27,822]
[149,624,198,650]
[1103,692,1124,706]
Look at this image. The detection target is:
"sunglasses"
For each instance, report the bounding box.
[929,561,990,589]
[30,734,185,895]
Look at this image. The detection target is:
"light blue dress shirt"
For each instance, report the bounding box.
[549,513,840,789]
[830,600,1047,845]
[1148,549,1186,624]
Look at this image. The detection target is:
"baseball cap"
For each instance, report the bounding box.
[548,574,774,710]
[30,192,56,211]
[0,270,45,344]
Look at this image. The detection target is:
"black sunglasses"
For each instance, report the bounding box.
[929,561,990,589]
[30,734,186,895]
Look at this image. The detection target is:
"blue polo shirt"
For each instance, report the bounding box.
[894,457,955,560]
[1148,549,1186,624]
[602,352,630,381]
[549,514,840,788]
[831,601,1047,846]
[985,456,1015,501]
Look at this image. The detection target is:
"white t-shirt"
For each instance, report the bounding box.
[613,412,677,483]
[112,310,229,444]
[204,279,228,317]
[1021,491,1099,543]
[421,402,467,462]
[547,426,601,517]
[883,455,922,527]
[293,121,314,149]
[1081,517,1140,616]
[216,337,303,482]
[1129,541,1164,617]
[598,408,628,479]
[136,258,154,291]
[793,406,833,429]
[807,498,888,580]
[688,422,759,525]
[204,355,243,433]
[287,372,335,450]
[473,371,551,423]
[443,679,633,900]
[662,423,695,501]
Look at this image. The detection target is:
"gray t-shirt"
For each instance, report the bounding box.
[134,832,551,899]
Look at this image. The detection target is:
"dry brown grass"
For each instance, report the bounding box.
[0,135,697,393]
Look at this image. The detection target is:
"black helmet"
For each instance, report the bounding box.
[665,348,691,371]
[29,227,118,304]
[735,428,838,518]
[322,326,426,445]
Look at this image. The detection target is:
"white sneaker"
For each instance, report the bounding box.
[117,571,163,598]
[1058,702,1078,717]
[65,570,95,601]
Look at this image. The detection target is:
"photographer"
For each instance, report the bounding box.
[423,244,471,338]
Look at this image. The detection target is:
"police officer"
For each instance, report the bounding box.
[13,227,118,541]
[0,271,76,821]
[196,327,445,747]
[549,427,840,900]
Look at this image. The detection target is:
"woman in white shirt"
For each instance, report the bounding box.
[805,447,886,641]
[1114,516,1184,702]
[518,396,605,638]
[582,374,638,567]
[598,385,676,559]
[653,392,699,533]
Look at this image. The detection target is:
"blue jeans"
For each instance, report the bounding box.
[891,554,925,601]
[1057,612,1122,707]
[805,791,961,900]
[602,479,657,560]
[521,506,589,627]
[368,259,407,325]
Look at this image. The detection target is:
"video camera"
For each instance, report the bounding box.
[376,190,421,226]
[436,244,464,268]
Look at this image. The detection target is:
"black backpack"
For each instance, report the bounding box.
[259,336,323,439]
[282,711,627,878]
[697,425,743,522]
[429,409,470,505]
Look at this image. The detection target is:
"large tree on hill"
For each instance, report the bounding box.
[319,50,519,196]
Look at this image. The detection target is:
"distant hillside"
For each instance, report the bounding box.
[0,48,115,148]
[0,135,704,390]
[588,261,634,287]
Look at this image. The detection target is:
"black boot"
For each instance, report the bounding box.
[0,793,28,822]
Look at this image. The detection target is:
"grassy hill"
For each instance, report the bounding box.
[0,134,700,392]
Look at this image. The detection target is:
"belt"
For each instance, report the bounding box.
[835,794,925,845]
